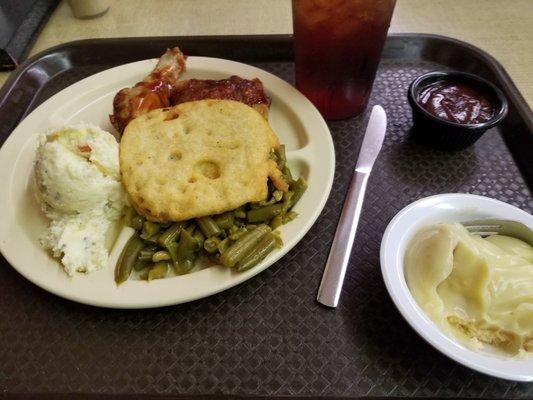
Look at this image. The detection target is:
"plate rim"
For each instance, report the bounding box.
[0,56,335,309]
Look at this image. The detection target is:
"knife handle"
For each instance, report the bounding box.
[316,170,369,308]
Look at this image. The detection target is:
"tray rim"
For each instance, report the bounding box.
[0,33,532,399]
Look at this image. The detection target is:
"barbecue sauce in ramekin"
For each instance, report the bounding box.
[407,71,508,150]
[417,81,494,125]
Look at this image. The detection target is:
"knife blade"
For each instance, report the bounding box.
[316,105,387,308]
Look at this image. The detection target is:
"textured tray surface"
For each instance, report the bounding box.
[1,47,532,397]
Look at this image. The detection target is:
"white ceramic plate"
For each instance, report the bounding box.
[0,57,335,308]
[380,193,533,382]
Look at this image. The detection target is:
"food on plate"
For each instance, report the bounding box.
[112,49,307,283]
[120,99,286,222]
[110,47,186,134]
[30,46,307,283]
[170,76,271,119]
[34,124,126,275]
[405,222,533,355]
[115,144,306,283]
[418,80,494,124]
[110,47,271,133]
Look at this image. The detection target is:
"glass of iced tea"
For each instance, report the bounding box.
[292,0,396,119]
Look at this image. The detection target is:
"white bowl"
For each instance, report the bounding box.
[380,193,533,382]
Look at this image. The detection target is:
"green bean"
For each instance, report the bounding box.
[196,216,221,237]
[140,221,161,240]
[272,190,283,202]
[166,241,178,262]
[148,261,170,280]
[219,224,271,268]
[193,228,205,248]
[204,236,221,253]
[229,226,249,241]
[228,226,248,241]
[281,190,294,212]
[130,215,144,231]
[234,210,246,219]
[125,207,145,230]
[283,211,298,224]
[139,270,149,280]
[138,249,156,261]
[115,234,145,284]
[274,145,286,169]
[256,188,283,207]
[236,232,282,271]
[167,234,198,275]
[289,177,307,208]
[233,218,245,228]
[125,208,143,230]
[213,212,234,230]
[247,204,283,223]
[133,259,149,272]
[146,244,158,251]
[174,259,194,275]
[217,237,231,254]
[282,165,294,184]
[152,250,171,262]
[185,222,196,235]
[177,229,199,257]
[257,196,277,207]
[157,222,184,247]
[270,214,283,230]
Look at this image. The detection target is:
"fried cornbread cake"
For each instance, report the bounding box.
[119,100,283,222]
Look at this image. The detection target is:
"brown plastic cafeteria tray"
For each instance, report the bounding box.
[0,34,532,399]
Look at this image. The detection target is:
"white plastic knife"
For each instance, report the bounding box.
[317,105,387,308]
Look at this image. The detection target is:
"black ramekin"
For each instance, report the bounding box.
[407,71,508,151]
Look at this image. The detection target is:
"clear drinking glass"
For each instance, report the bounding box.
[292,0,396,119]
